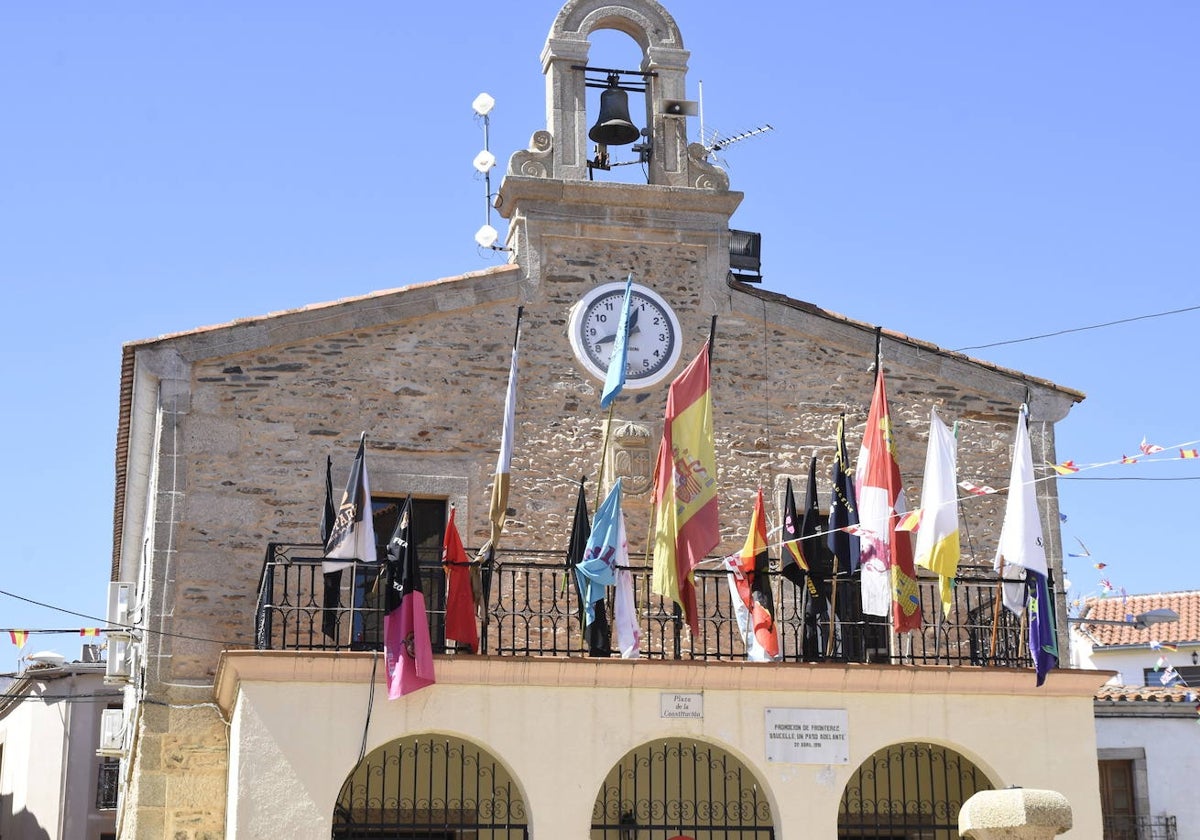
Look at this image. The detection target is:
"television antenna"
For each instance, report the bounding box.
[697,80,774,165]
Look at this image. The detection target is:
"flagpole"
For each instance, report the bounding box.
[873,338,904,665]
[826,414,844,659]
[596,402,616,508]
[597,276,634,507]
[479,306,523,655]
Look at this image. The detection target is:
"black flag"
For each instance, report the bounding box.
[320,455,341,640]
[566,478,611,656]
[799,456,835,661]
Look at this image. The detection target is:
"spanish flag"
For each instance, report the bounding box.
[652,341,719,635]
[9,630,28,648]
[80,628,102,637]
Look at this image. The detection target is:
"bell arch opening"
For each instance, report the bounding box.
[331,733,529,839]
[590,737,775,839]
[838,741,995,839]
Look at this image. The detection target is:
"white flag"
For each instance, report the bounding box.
[995,406,1047,614]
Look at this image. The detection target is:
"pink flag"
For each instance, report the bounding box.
[384,497,435,698]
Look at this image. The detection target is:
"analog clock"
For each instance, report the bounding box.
[568,281,683,390]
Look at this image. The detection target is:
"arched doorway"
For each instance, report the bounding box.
[591,738,774,839]
[332,734,528,839]
[839,742,993,839]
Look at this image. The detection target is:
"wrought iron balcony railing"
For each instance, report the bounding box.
[254,543,1034,667]
[1102,815,1178,840]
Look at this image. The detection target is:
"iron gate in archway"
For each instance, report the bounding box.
[332,734,528,839]
[591,738,775,839]
[839,741,994,839]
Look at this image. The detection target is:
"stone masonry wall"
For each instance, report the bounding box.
[126,239,1075,835]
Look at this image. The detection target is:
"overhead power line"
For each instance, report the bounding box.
[955,304,1200,352]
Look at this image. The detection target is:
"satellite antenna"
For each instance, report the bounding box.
[471,92,506,252]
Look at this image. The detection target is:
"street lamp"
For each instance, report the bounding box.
[1068,608,1179,630]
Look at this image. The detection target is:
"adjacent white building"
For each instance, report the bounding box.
[0,651,122,840]
[1072,591,1199,839]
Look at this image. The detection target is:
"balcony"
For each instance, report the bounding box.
[254,543,1034,667]
[1103,815,1178,840]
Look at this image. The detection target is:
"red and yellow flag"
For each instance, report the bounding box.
[80,628,102,637]
[856,369,922,633]
[652,343,719,635]
[729,488,779,660]
[9,630,28,647]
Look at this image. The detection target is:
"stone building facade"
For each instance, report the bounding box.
[104,1,1099,837]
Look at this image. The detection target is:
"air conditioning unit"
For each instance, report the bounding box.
[107,582,135,637]
[98,708,126,756]
[104,637,131,684]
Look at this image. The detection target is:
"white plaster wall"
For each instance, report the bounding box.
[1097,715,1200,831]
[1081,646,1193,686]
[226,674,1104,839]
[0,686,68,838]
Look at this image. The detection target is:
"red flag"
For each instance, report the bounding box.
[652,343,719,635]
[441,507,478,653]
[855,370,921,633]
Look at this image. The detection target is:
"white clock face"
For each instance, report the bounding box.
[568,282,682,390]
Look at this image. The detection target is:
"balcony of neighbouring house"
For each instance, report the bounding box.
[1102,814,1178,840]
[254,543,1036,667]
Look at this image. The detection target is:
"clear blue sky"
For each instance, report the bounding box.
[2,2,1197,664]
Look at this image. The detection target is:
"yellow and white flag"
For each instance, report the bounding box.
[913,409,960,615]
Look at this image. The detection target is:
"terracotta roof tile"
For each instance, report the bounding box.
[1095,683,1198,704]
[1077,590,1200,647]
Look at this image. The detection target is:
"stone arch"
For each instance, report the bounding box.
[332,732,530,838]
[589,736,775,839]
[550,0,684,53]
[838,740,996,839]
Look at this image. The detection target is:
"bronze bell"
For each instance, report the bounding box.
[589,79,640,147]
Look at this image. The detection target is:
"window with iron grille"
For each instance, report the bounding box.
[96,758,119,810]
[332,735,527,839]
[839,742,994,839]
[591,739,774,839]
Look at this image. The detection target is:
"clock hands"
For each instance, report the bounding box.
[594,305,640,346]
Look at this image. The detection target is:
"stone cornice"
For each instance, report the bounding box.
[214,650,1112,716]
[496,175,743,222]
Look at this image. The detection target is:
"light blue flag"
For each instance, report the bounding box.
[600,274,634,408]
[576,478,627,625]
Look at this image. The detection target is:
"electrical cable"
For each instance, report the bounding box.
[954,304,1200,352]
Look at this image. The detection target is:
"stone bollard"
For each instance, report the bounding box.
[959,788,1073,839]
